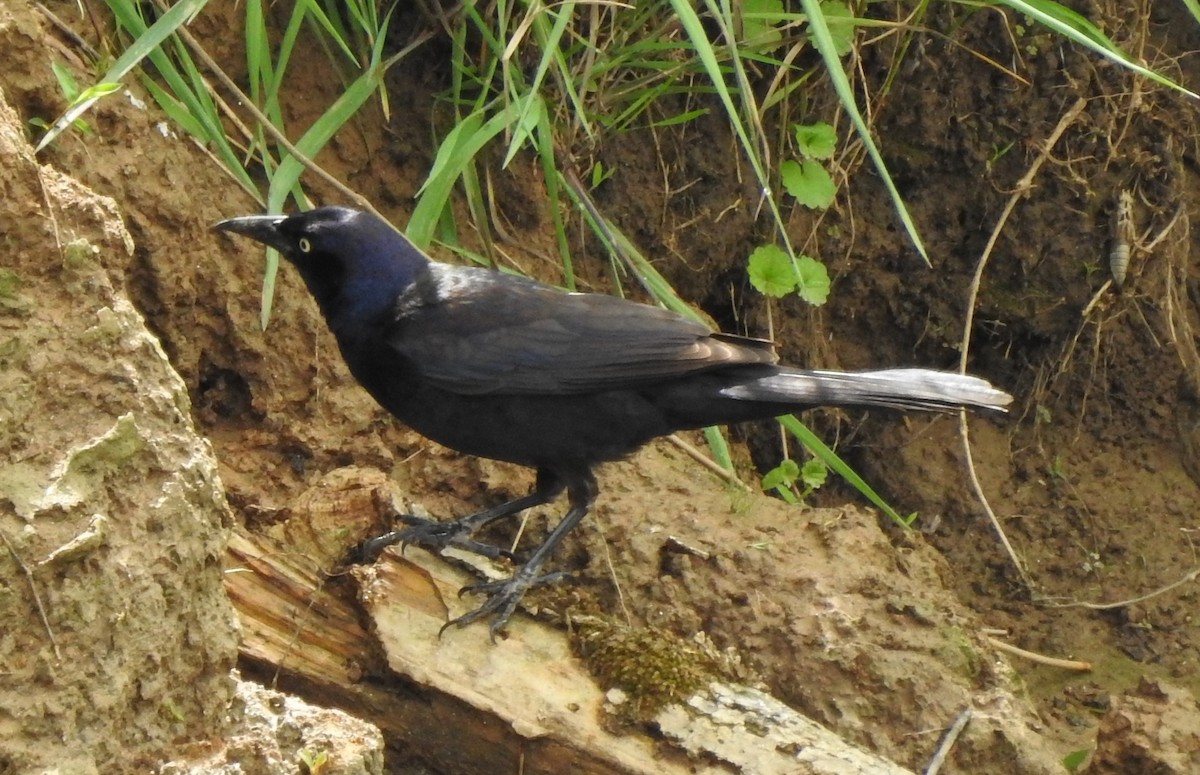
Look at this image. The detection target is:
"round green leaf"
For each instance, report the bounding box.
[748,244,798,298]
[794,122,837,159]
[795,254,831,306]
[781,159,836,209]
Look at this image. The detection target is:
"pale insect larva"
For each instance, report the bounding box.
[1110,190,1134,289]
[1109,243,1130,288]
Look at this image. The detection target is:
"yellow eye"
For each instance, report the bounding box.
[298,238,312,253]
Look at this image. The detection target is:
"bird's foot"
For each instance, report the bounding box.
[441,568,573,642]
[354,514,517,564]
[397,514,520,560]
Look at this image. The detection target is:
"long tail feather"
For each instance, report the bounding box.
[719,368,1012,412]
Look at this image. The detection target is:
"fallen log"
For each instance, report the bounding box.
[223,467,917,775]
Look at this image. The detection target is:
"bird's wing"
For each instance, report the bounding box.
[387,268,777,395]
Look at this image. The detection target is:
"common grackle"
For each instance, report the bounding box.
[215,206,1012,639]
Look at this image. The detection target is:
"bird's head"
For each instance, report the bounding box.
[215,206,428,321]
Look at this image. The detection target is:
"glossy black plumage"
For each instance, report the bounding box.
[215,206,1012,638]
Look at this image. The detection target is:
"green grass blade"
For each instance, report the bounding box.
[798,0,929,265]
[259,19,392,326]
[1181,0,1200,25]
[263,2,311,126]
[501,91,546,169]
[777,414,912,527]
[672,0,824,291]
[244,0,271,106]
[669,0,767,198]
[302,0,359,63]
[265,26,391,213]
[457,159,494,266]
[538,132,574,290]
[37,0,208,151]
[243,0,283,167]
[137,75,202,142]
[529,0,594,142]
[999,0,1199,98]
[49,60,81,101]
[503,0,572,168]
[258,60,382,326]
[96,0,258,198]
[409,109,484,244]
[409,105,519,249]
[162,30,263,193]
[702,426,735,472]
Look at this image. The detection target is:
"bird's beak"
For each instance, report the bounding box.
[213,215,290,253]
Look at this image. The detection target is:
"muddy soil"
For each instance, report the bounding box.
[4,0,1200,772]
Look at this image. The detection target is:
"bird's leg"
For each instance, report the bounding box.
[444,472,597,642]
[355,469,566,563]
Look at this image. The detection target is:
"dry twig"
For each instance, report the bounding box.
[956,97,1089,592]
[984,635,1092,672]
[666,434,751,492]
[1045,566,1200,611]
[1,529,61,662]
[924,707,971,775]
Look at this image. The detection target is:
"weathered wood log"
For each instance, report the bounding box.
[223,467,917,775]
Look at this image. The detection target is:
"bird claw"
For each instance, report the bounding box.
[351,530,404,564]
[353,515,518,564]
[440,569,573,642]
[397,514,519,560]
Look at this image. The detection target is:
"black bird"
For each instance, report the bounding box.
[216,206,1011,638]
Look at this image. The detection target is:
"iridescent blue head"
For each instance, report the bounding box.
[215,206,428,323]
